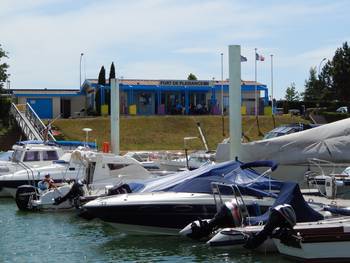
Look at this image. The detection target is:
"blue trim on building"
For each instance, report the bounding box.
[15,93,81,97]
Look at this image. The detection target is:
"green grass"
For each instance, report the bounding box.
[53,115,308,151]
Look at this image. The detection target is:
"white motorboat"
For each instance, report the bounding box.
[0,141,64,175]
[14,149,155,211]
[273,216,350,262]
[123,151,161,171]
[156,150,215,171]
[305,158,350,198]
[1,148,153,198]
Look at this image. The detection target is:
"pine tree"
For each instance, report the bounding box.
[109,62,116,83]
[285,82,300,102]
[98,66,106,85]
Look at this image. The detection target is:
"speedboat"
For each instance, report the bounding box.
[123,151,161,171]
[0,141,64,175]
[1,148,153,198]
[81,160,283,235]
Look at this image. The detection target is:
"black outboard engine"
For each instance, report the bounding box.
[15,185,38,211]
[180,200,243,240]
[54,180,85,207]
[244,204,296,249]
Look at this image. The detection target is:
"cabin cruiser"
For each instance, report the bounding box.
[1,148,153,198]
[0,141,64,175]
[81,160,283,235]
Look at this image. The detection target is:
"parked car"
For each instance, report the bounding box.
[263,123,319,140]
[336,106,348,114]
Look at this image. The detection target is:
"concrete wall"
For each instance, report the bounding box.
[70,96,85,114]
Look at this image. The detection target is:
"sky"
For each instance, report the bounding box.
[0,0,349,99]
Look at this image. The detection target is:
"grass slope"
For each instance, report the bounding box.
[53,115,307,151]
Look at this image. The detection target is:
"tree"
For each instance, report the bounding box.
[98,66,106,85]
[331,42,350,101]
[187,73,197,80]
[95,66,106,115]
[0,44,9,92]
[303,67,324,103]
[285,82,300,102]
[109,62,116,83]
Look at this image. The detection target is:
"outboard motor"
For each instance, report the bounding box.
[15,185,38,211]
[54,180,85,207]
[180,200,243,240]
[244,204,296,249]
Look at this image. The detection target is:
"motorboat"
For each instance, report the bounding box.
[14,149,156,211]
[124,151,161,171]
[180,182,326,245]
[81,160,283,235]
[155,150,215,171]
[1,148,153,198]
[305,158,350,198]
[273,216,350,262]
[0,141,64,175]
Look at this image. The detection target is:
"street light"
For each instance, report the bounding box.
[80,53,84,88]
[318,57,327,75]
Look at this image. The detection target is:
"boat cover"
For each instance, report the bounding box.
[129,160,283,198]
[16,140,97,149]
[216,118,350,165]
[247,182,324,225]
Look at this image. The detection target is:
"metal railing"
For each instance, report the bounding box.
[25,103,56,141]
[10,103,56,141]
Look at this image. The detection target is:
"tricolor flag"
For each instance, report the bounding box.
[255,53,265,61]
[240,55,248,62]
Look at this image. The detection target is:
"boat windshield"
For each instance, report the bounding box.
[12,150,23,162]
[341,167,350,176]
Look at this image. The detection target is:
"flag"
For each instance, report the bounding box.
[255,53,265,61]
[240,55,248,62]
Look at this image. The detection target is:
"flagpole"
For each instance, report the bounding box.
[255,48,258,116]
[270,54,274,115]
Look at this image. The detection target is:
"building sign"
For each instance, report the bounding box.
[159,80,211,86]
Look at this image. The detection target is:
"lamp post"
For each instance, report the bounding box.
[80,53,84,88]
[270,54,274,114]
[318,57,327,75]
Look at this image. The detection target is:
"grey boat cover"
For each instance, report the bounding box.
[216,117,350,165]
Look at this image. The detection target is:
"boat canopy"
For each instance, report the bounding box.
[129,160,283,198]
[247,182,324,224]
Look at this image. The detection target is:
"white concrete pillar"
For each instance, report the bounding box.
[228,45,242,160]
[110,78,120,154]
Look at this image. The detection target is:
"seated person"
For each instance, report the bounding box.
[38,174,56,191]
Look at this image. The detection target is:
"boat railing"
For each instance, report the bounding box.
[17,161,36,186]
[211,182,249,225]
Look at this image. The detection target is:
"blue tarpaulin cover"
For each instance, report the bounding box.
[247,182,324,224]
[129,160,283,198]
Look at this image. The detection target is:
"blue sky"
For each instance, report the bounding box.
[1,0,349,99]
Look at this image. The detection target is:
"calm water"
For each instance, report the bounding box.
[0,199,291,263]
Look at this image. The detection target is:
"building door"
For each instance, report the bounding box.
[61,99,71,118]
[27,98,53,119]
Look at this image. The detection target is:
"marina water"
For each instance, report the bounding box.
[0,199,290,263]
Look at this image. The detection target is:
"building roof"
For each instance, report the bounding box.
[85,79,264,86]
